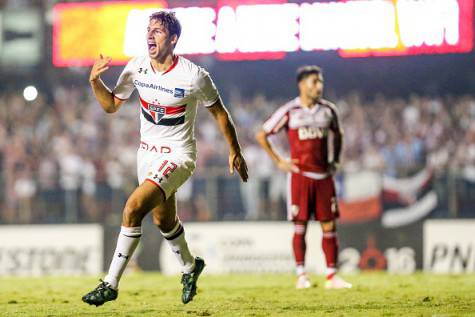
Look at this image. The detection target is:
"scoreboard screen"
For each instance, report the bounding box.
[53,0,474,67]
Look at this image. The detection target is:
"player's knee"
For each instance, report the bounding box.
[293,222,307,238]
[152,213,161,226]
[321,220,336,232]
[152,212,169,229]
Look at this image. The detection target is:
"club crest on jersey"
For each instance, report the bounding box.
[148,104,166,123]
[174,88,185,98]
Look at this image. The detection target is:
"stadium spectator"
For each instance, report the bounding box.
[0,87,475,222]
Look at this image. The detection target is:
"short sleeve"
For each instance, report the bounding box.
[112,58,136,100]
[193,67,220,107]
[262,105,289,135]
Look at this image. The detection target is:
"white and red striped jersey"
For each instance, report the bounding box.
[113,55,220,153]
[263,97,342,174]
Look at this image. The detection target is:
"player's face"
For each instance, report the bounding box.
[146,19,177,59]
[299,73,324,101]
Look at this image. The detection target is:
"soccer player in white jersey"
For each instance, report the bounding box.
[82,11,248,306]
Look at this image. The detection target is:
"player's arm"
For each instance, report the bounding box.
[207,99,248,182]
[89,54,125,114]
[255,129,299,173]
[329,106,344,174]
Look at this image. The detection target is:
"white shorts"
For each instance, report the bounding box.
[137,142,196,200]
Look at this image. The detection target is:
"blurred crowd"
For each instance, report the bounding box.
[1,86,475,224]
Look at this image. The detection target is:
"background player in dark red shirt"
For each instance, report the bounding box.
[256,66,352,289]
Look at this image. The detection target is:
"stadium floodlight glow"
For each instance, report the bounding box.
[174,7,216,55]
[123,9,149,58]
[123,7,216,57]
[233,4,299,53]
[340,0,472,57]
[397,0,460,47]
[300,1,398,51]
[23,86,38,102]
[215,6,237,53]
[52,0,474,66]
[53,1,166,67]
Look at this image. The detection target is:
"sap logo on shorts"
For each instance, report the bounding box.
[174,88,185,98]
[291,205,300,216]
[298,127,324,140]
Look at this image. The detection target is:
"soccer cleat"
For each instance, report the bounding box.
[325,275,352,289]
[82,280,118,306]
[181,257,206,304]
[296,274,312,289]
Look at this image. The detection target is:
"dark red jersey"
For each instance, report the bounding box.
[263,97,342,175]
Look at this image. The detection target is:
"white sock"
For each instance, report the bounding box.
[296,265,306,276]
[104,226,142,289]
[161,221,195,273]
[326,267,337,278]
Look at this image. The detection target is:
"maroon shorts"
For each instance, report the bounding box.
[287,173,339,222]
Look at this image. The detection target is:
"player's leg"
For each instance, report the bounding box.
[151,195,205,304]
[293,221,307,275]
[82,181,165,306]
[320,220,338,279]
[105,181,164,286]
[315,177,351,289]
[152,194,196,274]
[293,220,311,289]
[288,173,312,289]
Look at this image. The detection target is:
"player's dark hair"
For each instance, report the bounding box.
[149,11,182,40]
[296,65,323,83]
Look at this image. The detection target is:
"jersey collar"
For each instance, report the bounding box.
[298,97,320,112]
[150,55,179,75]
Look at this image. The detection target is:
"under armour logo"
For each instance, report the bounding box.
[153,174,164,183]
[118,253,129,260]
[138,68,148,74]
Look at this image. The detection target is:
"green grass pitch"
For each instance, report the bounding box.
[1,273,474,316]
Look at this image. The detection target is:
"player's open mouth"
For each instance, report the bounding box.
[148,41,157,53]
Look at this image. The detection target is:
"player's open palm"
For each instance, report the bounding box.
[229,151,249,182]
[277,158,300,173]
[89,54,112,82]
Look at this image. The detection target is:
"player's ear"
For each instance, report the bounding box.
[170,34,178,47]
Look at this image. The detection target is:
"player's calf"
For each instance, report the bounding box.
[160,217,205,303]
[321,223,352,289]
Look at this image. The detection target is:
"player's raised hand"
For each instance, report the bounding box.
[229,151,249,182]
[89,54,112,82]
[277,158,300,173]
